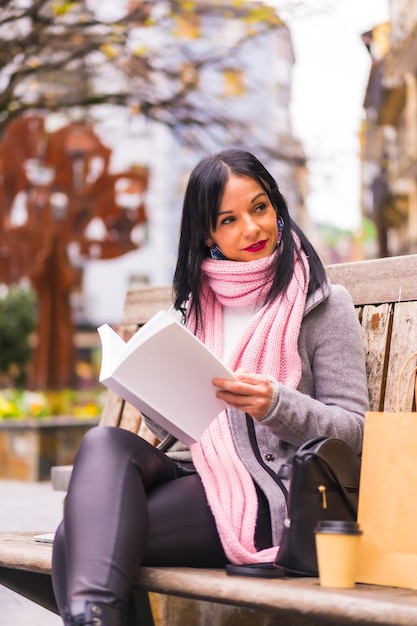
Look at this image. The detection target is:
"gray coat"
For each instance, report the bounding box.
[144,280,369,545]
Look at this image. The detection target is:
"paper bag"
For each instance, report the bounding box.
[356,354,417,589]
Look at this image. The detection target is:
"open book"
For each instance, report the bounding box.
[97,310,234,445]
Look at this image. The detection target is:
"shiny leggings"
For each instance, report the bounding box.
[52,426,272,614]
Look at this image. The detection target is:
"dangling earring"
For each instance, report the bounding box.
[209,244,226,260]
[276,216,284,247]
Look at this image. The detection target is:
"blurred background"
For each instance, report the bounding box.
[0,0,413,400]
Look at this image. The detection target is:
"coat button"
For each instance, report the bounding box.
[264,453,275,462]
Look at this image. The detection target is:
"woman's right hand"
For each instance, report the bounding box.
[213,368,274,421]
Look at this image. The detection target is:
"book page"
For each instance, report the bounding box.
[98,312,235,444]
[99,310,178,368]
[123,310,177,353]
[97,324,128,379]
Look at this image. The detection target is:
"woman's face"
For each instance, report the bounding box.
[209,175,279,262]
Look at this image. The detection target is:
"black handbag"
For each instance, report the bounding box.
[226,436,360,579]
[274,436,361,576]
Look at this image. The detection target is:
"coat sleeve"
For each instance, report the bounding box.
[258,284,369,455]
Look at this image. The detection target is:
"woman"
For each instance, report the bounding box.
[52,149,369,626]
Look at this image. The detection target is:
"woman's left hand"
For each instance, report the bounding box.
[213,368,274,421]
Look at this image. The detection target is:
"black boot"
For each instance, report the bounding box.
[63,601,121,626]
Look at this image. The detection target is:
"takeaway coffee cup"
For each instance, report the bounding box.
[315,520,362,588]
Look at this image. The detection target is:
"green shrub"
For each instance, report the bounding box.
[0,285,37,386]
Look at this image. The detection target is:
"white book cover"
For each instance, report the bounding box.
[97,310,234,445]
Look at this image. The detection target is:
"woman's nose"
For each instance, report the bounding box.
[242,217,259,238]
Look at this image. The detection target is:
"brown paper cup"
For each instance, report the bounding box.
[315,520,362,588]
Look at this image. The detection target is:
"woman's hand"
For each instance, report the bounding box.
[213,368,274,421]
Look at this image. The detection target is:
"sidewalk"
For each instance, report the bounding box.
[0,479,66,626]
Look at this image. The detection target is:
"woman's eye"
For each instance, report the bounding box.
[254,203,266,213]
[221,216,234,225]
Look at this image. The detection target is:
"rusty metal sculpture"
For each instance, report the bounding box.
[0,114,148,390]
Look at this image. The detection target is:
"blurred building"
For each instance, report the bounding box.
[361,0,417,257]
[78,0,307,325]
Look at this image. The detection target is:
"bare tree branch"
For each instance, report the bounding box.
[0,0,305,164]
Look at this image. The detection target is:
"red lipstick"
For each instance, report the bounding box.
[244,240,267,252]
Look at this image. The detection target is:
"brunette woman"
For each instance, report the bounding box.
[52,149,368,626]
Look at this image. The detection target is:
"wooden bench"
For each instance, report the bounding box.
[2,253,417,626]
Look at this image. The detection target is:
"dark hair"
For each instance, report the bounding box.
[173,148,327,326]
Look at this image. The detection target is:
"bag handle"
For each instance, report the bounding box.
[396,352,417,412]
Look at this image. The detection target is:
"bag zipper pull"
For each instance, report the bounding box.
[318,484,327,509]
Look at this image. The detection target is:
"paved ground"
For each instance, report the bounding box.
[0,479,66,626]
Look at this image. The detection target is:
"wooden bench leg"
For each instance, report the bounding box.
[0,566,58,614]
[132,589,155,626]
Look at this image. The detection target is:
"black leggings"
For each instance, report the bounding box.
[51,426,272,613]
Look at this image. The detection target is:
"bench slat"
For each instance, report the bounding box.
[0,532,51,574]
[121,287,173,326]
[118,401,143,432]
[137,566,417,626]
[327,254,417,305]
[383,301,417,411]
[361,304,393,411]
[99,389,124,427]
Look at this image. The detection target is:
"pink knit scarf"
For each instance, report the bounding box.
[189,245,309,564]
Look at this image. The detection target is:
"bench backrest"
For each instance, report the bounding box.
[328,254,417,414]
[100,254,417,437]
